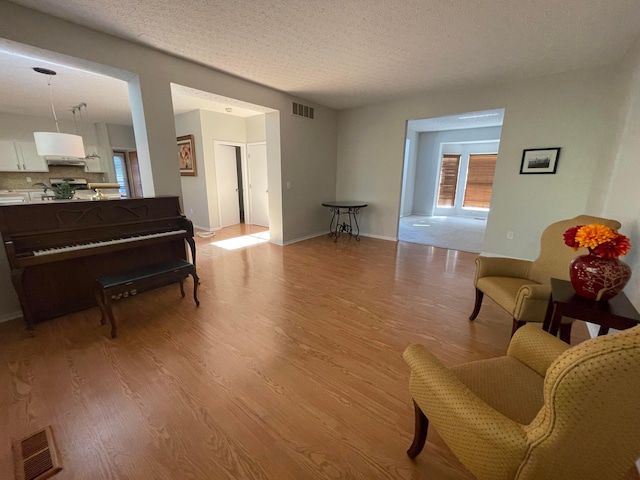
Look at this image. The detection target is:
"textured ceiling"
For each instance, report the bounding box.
[0,40,271,125]
[1,0,640,127]
[7,0,640,111]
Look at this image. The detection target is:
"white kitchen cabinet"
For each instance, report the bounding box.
[0,140,20,171]
[0,141,49,172]
[15,142,48,172]
[84,156,103,172]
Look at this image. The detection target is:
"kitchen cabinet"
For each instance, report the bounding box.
[84,155,104,172]
[0,140,20,171]
[16,142,48,172]
[0,141,48,172]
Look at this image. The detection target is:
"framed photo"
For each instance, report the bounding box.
[520,148,560,174]
[177,135,197,176]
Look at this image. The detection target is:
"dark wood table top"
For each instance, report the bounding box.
[550,278,640,321]
[322,201,368,208]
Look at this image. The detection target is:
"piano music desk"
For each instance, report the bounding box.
[95,258,199,338]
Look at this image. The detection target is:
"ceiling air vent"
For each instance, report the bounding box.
[292,102,314,119]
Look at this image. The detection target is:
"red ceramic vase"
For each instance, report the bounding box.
[569,253,632,301]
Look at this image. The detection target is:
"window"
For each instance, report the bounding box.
[437,154,460,207]
[113,152,130,197]
[463,154,497,209]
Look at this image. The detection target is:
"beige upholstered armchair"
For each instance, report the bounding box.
[469,215,621,342]
[404,324,640,480]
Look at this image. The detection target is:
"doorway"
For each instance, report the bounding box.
[214,140,270,229]
[214,142,245,228]
[398,109,504,253]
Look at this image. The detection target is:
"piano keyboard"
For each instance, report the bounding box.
[33,229,187,256]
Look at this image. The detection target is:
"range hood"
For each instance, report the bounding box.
[46,158,87,167]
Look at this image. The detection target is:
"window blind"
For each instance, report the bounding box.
[437,154,460,207]
[463,154,497,209]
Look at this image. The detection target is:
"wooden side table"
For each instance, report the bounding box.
[543,278,640,342]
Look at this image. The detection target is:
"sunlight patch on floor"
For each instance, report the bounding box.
[211,231,270,250]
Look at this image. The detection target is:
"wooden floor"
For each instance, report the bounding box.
[0,225,637,479]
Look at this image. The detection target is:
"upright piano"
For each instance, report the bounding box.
[0,196,196,331]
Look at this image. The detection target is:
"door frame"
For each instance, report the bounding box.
[247,141,269,227]
[213,140,249,227]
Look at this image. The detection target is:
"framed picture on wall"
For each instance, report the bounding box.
[520,148,560,174]
[177,134,197,176]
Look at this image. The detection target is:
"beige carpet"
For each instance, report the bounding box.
[398,215,487,253]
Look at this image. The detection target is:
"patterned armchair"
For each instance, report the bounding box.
[469,215,621,342]
[404,324,640,480]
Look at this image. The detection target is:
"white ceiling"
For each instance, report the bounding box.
[0,39,271,126]
[2,0,640,126]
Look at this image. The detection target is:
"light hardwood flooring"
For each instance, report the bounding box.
[0,225,637,479]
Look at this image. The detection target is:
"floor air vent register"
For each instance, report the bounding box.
[12,425,62,480]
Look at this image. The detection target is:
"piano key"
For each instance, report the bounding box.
[33,229,187,256]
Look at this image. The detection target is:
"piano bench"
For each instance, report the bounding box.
[94,258,200,338]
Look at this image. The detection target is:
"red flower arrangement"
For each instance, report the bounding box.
[563,224,631,259]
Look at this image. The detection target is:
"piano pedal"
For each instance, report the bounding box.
[111,289,138,300]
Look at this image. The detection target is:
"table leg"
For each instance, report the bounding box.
[548,305,564,338]
[328,207,338,240]
[352,207,361,241]
[542,295,555,332]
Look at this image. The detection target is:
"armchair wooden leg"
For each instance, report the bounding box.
[511,319,527,338]
[407,399,429,459]
[469,289,484,320]
[559,322,572,344]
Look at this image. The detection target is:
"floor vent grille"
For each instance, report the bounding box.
[13,425,62,480]
[292,102,314,119]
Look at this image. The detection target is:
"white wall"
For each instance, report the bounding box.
[175,111,208,229]
[400,129,419,217]
[412,126,501,216]
[106,123,136,150]
[246,115,266,143]
[337,67,622,258]
[598,36,640,309]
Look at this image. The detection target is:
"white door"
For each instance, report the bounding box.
[215,144,240,228]
[247,143,269,227]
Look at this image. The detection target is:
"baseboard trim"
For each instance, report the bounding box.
[280,231,328,246]
[194,225,221,232]
[275,231,397,246]
[359,233,397,242]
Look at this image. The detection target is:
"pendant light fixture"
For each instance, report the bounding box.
[72,102,101,160]
[32,67,86,159]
